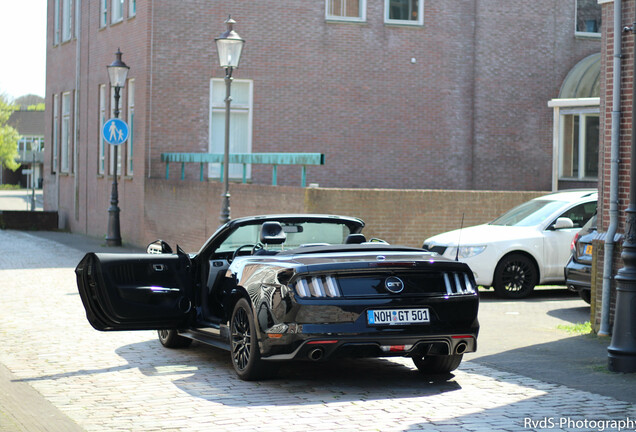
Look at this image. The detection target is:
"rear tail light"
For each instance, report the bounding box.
[443,272,476,295]
[294,276,341,298]
[570,233,580,252]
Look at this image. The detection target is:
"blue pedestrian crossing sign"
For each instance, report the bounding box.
[102,118,129,146]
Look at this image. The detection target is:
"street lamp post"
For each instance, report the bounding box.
[215,17,245,225]
[106,49,129,246]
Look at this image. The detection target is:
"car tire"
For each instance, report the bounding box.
[579,289,592,304]
[493,254,538,299]
[230,298,275,381]
[412,354,463,374]
[157,329,193,348]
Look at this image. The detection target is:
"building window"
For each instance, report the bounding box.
[18,137,44,155]
[559,111,598,180]
[109,87,122,175]
[112,0,124,24]
[126,79,135,176]
[575,0,601,36]
[62,0,73,42]
[326,0,366,22]
[209,79,253,180]
[53,0,60,45]
[98,85,106,175]
[61,92,71,173]
[52,94,59,173]
[385,0,423,25]
[129,0,136,17]
[100,0,108,27]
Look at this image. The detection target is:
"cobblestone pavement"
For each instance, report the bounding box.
[1,229,635,432]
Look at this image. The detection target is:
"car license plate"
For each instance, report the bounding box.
[584,244,593,256]
[367,308,430,325]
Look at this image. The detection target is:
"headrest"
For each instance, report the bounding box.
[260,221,287,244]
[345,233,366,244]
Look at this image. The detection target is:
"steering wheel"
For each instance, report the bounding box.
[230,243,264,263]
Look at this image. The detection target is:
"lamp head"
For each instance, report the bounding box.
[215,16,245,69]
[107,48,130,88]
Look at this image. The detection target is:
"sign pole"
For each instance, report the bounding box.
[104,87,127,246]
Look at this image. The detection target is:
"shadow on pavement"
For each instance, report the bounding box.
[130,340,463,406]
[471,334,636,404]
[478,286,579,302]
[546,305,590,324]
[15,339,462,407]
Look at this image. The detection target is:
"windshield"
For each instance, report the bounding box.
[490,200,567,227]
[216,221,355,253]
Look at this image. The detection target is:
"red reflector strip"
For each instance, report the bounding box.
[307,340,338,345]
[389,345,405,352]
[452,335,474,339]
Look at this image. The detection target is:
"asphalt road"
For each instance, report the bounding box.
[0,189,43,211]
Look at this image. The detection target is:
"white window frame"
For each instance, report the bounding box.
[574,0,601,38]
[62,0,73,42]
[98,85,106,175]
[208,78,253,180]
[325,0,366,22]
[129,0,136,17]
[53,0,60,45]
[100,0,108,27]
[557,108,599,180]
[548,98,599,190]
[384,0,424,26]
[61,92,71,173]
[126,79,135,176]
[112,0,124,24]
[52,94,59,173]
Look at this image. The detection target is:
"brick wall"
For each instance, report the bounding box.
[594,0,635,332]
[141,179,544,252]
[591,239,620,333]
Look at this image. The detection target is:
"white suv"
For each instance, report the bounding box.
[423,190,597,299]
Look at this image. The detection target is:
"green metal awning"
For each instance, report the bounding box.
[558,53,600,99]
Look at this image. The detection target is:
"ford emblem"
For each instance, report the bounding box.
[385,276,404,294]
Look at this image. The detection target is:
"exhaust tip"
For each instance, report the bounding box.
[455,341,468,355]
[308,347,324,361]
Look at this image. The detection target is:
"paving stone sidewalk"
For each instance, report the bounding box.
[0,229,635,432]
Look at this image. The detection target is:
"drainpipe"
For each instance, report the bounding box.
[599,0,622,337]
[73,0,82,222]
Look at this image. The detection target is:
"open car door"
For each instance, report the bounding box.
[75,249,194,331]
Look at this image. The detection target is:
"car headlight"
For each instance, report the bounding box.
[445,246,487,259]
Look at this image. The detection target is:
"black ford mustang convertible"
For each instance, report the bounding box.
[76,214,479,380]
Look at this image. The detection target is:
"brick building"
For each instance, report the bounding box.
[44,0,600,239]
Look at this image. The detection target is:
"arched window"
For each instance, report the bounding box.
[548,53,600,190]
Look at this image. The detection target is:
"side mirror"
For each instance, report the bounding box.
[551,217,574,230]
[146,240,173,254]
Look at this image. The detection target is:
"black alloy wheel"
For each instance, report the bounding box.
[579,289,592,304]
[230,298,272,381]
[412,354,463,374]
[157,329,192,348]
[493,254,538,299]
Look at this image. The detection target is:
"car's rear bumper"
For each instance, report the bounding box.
[258,295,479,361]
[565,258,591,292]
[262,333,477,361]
